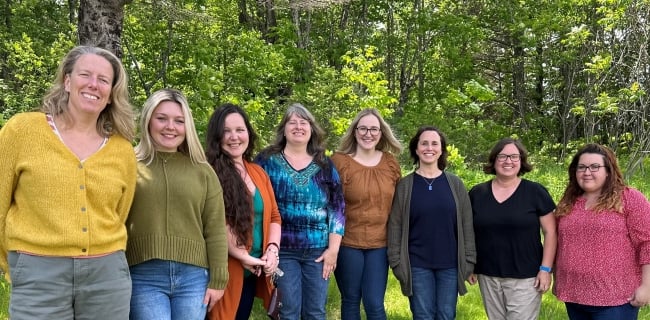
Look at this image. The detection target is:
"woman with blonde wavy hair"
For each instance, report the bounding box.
[0,45,137,319]
[126,88,229,320]
[554,143,650,319]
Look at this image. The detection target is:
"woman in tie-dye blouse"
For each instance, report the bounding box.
[255,103,345,320]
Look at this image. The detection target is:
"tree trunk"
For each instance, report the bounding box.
[78,0,131,57]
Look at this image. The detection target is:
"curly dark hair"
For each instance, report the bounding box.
[206,103,258,246]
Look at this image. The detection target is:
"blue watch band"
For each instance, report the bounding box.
[539,265,552,273]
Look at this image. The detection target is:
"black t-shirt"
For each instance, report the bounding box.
[469,179,555,278]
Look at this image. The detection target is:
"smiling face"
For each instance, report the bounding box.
[149,101,186,152]
[284,113,311,147]
[576,152,608,195]
[64,54,114,117]
[494,143,521,178]
[355,114,381,152]
[416,130,442,167]
[221,112,249,162]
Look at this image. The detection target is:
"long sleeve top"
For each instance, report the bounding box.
[554,187,650,306]
[208,161,282,319]
[387,172,476,296]
[0,112,136,276]
[256,153,345,249]
[125,151,228,289]
[331,152,401,249]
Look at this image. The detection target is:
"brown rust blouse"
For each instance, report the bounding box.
[331,152,401,248]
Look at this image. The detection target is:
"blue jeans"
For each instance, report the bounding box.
[409,267,458,320]
[565,302,639,320]
[334,246,388,320]
[277,248,330,320]
[129,259,209,320]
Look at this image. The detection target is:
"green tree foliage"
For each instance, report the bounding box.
[1,0,649,170]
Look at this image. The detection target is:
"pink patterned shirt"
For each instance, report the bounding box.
[554,187,650,306]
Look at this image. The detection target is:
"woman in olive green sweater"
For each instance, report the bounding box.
[126,89,228,320]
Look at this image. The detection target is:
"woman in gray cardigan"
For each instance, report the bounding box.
[387,125,476,320]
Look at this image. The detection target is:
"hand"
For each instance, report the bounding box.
[467,273,478,285]
[629,284,650,307]
[315,248,338,280]
[261,248,279,276]
[240,256,266,276]
[203,288,224,311]
[534,271,552,293]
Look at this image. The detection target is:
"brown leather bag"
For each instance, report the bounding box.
[266,285,282,320]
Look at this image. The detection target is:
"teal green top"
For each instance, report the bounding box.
[245,188,264,277]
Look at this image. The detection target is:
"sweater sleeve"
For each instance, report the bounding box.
[202,165,229,289]
[114,138,137,226]
[456,177,476,267]
[387,176,407,268]
[0,115,22,278]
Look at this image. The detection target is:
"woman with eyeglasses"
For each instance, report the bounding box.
[331,109,402,320]
[553,143,650,319]
[387,126,475,320]
[467,138,556,320]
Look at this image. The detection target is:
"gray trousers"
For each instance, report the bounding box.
[478,275,542,320]
[8,250,131,320]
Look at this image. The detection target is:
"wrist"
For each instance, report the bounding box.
[539,265,552,273]
[267,242,279,251]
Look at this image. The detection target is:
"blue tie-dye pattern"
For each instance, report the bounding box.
[256,153,345,249]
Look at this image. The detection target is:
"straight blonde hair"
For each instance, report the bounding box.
[135,88,207,165]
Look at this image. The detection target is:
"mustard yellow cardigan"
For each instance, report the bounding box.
[0,112,137,277]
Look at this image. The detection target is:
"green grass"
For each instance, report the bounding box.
[3,159,650,319]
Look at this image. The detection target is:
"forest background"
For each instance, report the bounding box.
[1,0,650,172]
[1,0,650,319]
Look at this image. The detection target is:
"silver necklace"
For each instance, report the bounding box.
[421,175,436,191]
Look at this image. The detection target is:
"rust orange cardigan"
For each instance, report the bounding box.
[207,161,282,319]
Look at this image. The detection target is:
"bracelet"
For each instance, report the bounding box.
[267,242,280,251]
[539,265,552,273]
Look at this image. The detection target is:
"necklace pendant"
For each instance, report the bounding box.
[428,185,432,191]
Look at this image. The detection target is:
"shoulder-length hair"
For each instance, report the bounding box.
[483,137,533,176]
[259,103,328,168]
[205,103,258,246]
[555,143,626,217]
[337,108,402,155]
[408,125,448,170]
[41,45,135,141]
[135,88,207,165]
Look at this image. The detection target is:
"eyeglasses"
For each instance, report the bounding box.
[356,126,381,136]
[496,154,520,162]
[576,164,605,173]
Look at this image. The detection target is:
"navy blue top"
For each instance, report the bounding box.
[408,172,457,269]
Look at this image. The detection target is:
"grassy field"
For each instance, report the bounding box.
[3,157,650,319]
[2,273,650,319]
